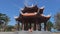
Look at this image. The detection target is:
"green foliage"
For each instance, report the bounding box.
[46,21,53,31]
[0,13,10,23]
[6,25,14,31]
[54,12,60,31]
[0,13,10,31]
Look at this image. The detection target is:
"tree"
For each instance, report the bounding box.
[46,21,53,31]
[54,12,60,31]
[0,13,10,31]
[6,25,14,31]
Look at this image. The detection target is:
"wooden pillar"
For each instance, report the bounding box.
[24,21,28,31]
[36,19,38,31]
[44,22,46,31]
[29,23,31,29]
[17,21,20,31]
[24,23,26,30]
[36,24,38,30]
[38,23,41,31]
[40,23,41,31]
[22,23,24,30]
[22,21,24,31]
[34,23,36,31]
[25,22,28,31]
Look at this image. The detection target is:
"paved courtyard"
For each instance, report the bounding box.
[0,31,60,34]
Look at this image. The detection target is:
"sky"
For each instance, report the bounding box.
[0,0,60,26]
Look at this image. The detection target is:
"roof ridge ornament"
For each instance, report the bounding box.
[24,0,38,7]
[40,6,45,9]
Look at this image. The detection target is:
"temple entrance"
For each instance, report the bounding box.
[21,21,46,31]
[15,5,51,31]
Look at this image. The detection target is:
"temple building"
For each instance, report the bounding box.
[14,5,51,31]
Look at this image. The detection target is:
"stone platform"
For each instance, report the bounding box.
[0,31,52,34]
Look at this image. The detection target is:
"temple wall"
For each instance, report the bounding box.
[0,31,52,34]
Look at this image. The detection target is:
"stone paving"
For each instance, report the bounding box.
[0,31,52,34]
[0,31,60,34]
